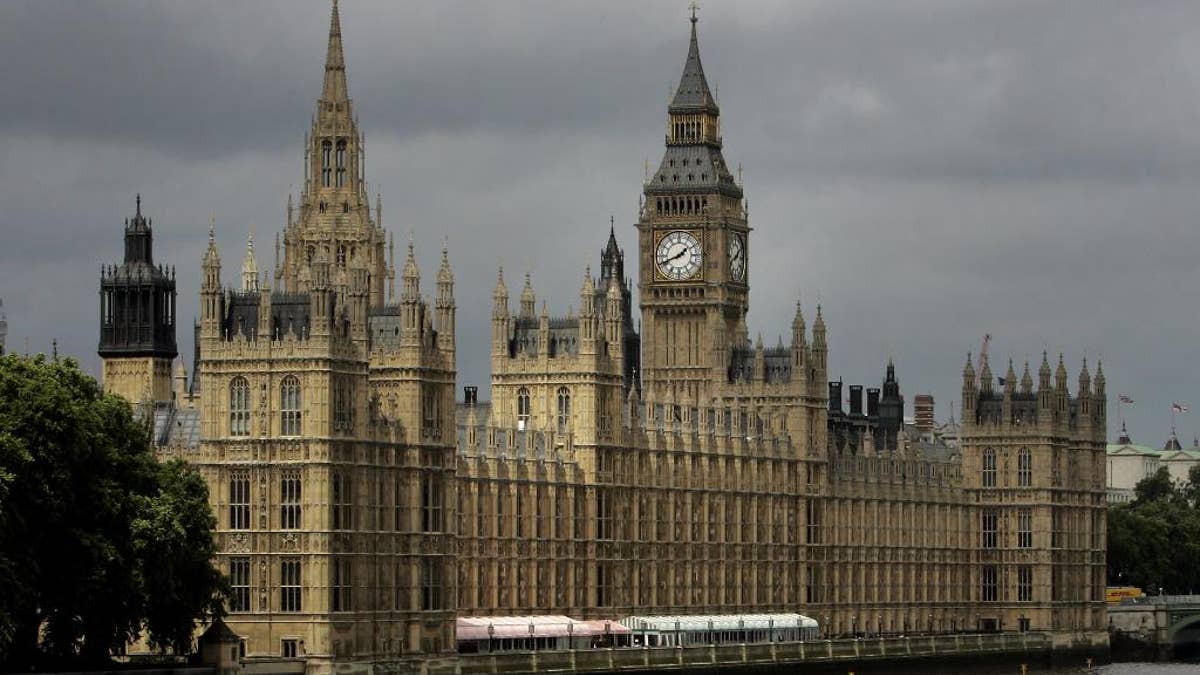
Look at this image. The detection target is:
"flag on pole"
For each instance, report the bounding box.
[1118,395,1134,404]
[1172,402,1190,413]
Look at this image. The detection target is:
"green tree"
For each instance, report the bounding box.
[1134,466,1176,504]
[0,354,224,668]
[1185,464,1200,507]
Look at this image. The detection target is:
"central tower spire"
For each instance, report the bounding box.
[280,0,388,306]
[322,0,348,103]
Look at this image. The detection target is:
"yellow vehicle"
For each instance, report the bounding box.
[1106,586,1144,605]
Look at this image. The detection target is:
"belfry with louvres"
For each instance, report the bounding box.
[101,2,1108,672]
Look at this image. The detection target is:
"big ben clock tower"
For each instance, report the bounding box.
[638,11,749,404]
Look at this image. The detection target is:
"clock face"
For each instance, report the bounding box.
[656,230,703,281]
[729,232,746,282]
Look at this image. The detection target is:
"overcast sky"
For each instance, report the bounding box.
[1,0,1198,445]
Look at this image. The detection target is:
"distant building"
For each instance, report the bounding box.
[1105,425,1200,503]
[914,394,935,433]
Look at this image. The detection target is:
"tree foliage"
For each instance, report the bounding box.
[0,354,225,668]
[1108,465,1200,594]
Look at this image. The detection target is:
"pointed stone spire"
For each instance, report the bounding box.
[493,267,508,303]
[1078,357,1091,394]
[401,239,419,302]
[241,230,258,292]
[437,240,453,285]
[670,9,717,112]
[979,354,993,393]
[1038,351,1052,389]
[1005,359,1016,394]
[963,352,976,383]
[203,214,220,266]
[1020,360,1033,394]
[1094,359,1106,397]
[520,272,536,318]
[322,0,349,103]
[1055,353,1068,391]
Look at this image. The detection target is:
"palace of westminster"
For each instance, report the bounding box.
[93,2,1107,670]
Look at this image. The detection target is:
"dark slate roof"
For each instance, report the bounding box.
[650,143,740,196]
[223,291,312,341]
[670,18,717,113]
[727,346,793,384]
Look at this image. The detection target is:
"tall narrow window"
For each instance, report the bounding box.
[229,377,250,437]
[981,509,998,548]
[332,556,352,612]
[321,141,332,188]
[229,473,250,530]
[556,387,571,432]
[1017,508,1033,548]
[1017,565,1033,602]
[516,387,530,430]
[280,376,301,437]
[1017,448,1032,487]
[335,140,346,188]
[281,473,301,530]
[230,557,250,612]
[332,472,353,530]
[334,377,349,431]
[421,559,442,611]
[421,471,443,533]
[393,476,404,532]
[281,558,302,612]
[982,448,997,487]
[422,386,440,440]
[981,565,998,602]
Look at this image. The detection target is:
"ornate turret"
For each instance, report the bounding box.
[1078,358,1092,417]
[979,355,993,395]
[1020,360,1033,394]
[99,195,178,403]
[1037,351,1052,410]
[241,231,258,292]
[520,273,536,318]
[492,268,509,356]
[436,244,455,353]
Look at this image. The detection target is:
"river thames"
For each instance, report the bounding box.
[1094,666,1200,674]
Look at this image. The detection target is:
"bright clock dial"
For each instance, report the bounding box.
[656,230,703,280]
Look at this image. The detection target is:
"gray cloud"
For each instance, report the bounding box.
[1,0,1198,444]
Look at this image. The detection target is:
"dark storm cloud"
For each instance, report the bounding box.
[2,0,1199,443]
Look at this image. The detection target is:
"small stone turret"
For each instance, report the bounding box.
[241,231,258,292]
[436,244,455,354]
[520,273,536,318]
[1020,360,1033,394]
[1037,351,1052,411]
[492,268,509,356]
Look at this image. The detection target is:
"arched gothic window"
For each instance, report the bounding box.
[1017,448,1032,487]
[335,140,347,187]
[229,376,250,437]
[556,387,571,432]
[982,448,997,487]
[516,387,531,429]
[321,141,332,187]
[280,376,302,437]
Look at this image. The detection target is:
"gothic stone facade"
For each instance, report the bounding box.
[98,3,1107,671]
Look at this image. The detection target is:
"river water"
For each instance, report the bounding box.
[1094,658,1195,667]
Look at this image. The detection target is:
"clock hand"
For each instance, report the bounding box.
[668,247,688,263]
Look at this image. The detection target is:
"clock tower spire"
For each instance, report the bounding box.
[638,12,748,403]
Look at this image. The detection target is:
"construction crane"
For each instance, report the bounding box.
[977,334,991,384]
